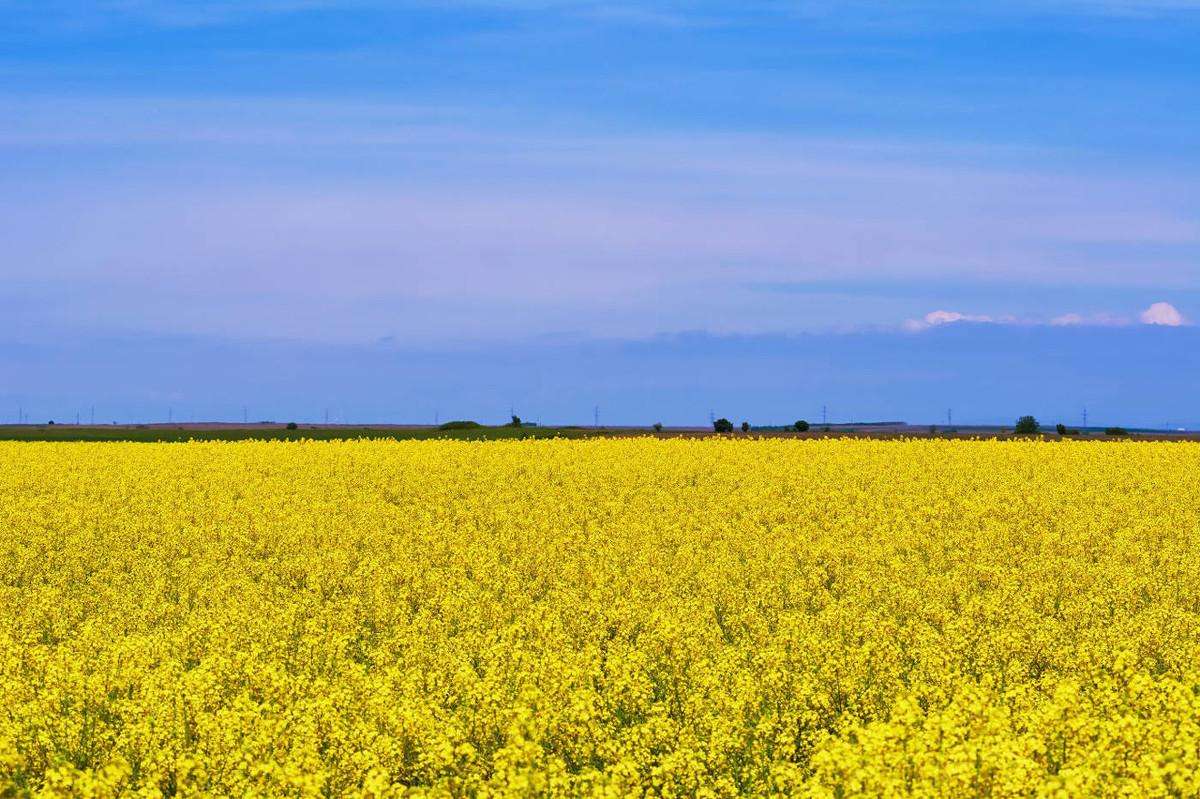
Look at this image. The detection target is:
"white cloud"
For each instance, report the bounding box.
[1050,312,1084,326]
[906,307,1182,332]
[924,310,994,325]
[1139,301,1187,326]
[902,310,996,331]
[1050,312,1130,327]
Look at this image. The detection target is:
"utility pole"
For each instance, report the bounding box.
[75,412,80,425]
[709,409,715,427]
[242,406,248,424]
[324,408,329,425]
[168,407,173,424]
[1082,407,1088,429]
[90,406,95,426]
[947,408,952,427]
[594,405,599,428]
[822,405,828,426]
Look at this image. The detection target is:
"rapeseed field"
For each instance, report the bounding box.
[2,438,1199,797]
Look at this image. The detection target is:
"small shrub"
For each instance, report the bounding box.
[652,422,663,432]
[1105,427,1129,436]
[508,415,522,428]
[794,420,810,432]
[713,418,734,433]
[1056,423,1067,436]
[1014,416,1040,435]
[439,420,482,431]
[286,422,298,430]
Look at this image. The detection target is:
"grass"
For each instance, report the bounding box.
[0,424,1187,443]
[0,425,614,443]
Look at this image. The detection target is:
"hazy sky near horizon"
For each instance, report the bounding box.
[3,1,1199,423]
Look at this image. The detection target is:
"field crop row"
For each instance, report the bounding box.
[2,439,1199,796]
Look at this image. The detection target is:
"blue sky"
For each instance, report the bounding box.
[3,1,1199,425]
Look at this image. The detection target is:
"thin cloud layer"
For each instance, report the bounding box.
[3,0,1199,350]
[4,94,1197,344]
[21,0,1200,30]
[907,302,1190,332]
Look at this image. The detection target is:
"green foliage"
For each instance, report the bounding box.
[0,425,604,443]
[652,423,663,432]
[508,415,522,428]
[286,422,298,430]
[1014,416,1040,435]
[1056,423,1067,436]
[439,420,482,431]
[741,422,751,433]
[713,418,734,433]
[794,420,810,432]
[1105,427,1129,436]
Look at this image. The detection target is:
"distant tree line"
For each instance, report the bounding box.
[710,419,811,433]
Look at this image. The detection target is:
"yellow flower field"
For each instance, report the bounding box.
[2,438,1199,797]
